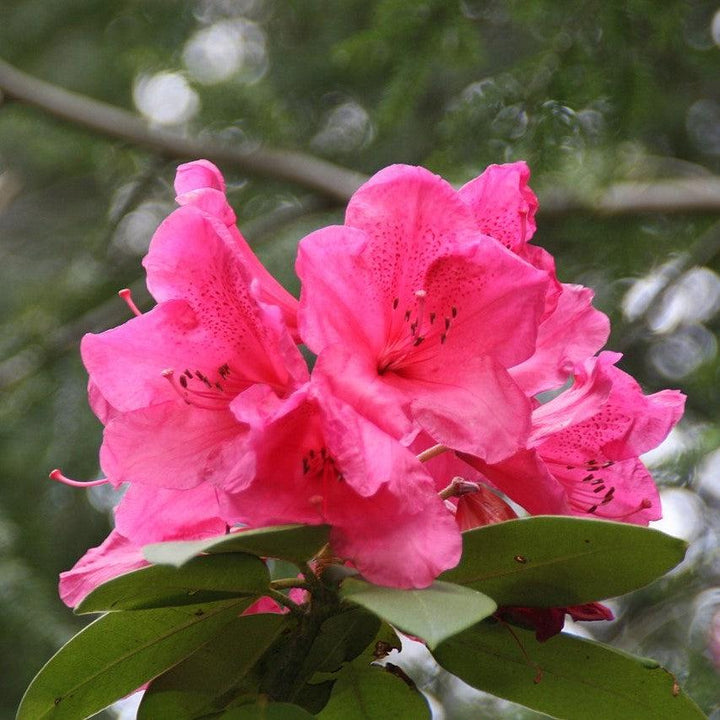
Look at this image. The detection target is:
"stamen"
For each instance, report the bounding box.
[118,288,142,317]
[417,443,449,463]
[49,468,109,488]
[161,368,227,410]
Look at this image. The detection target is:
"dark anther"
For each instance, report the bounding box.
[582,474,594,482]
[184,369,193,378]
[429,312,436,324]
[440,333,447,344]
[592,485,606,493]
[404,310,411,322]
[179,375,188,389]
[587,504,598,513]
[392,297,399,310]
[413,336,425,346]
[444,317,451,330]
[451,306,458,317]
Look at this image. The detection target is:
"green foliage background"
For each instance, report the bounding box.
[1,1,720,717]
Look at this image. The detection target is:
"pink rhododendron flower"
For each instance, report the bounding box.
[82,186,308,490]
[221,381,461,588]
[463,352,685,524]
[297,164,550,461]
[56,157,685,605]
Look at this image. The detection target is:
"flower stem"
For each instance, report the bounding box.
[267,588,304,617]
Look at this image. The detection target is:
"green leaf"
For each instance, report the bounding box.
[16,599,253,720]
[77,553,270,613]
[441,516,687,606]
[316,662,431,720]
[215,702,316,719]
[434,621,707,720]
[137,613,290,720]
[301,607,381,675]
[144,524,330,567]
[340,578,496,649]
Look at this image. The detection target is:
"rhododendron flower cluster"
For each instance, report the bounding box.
[58,159,685,613]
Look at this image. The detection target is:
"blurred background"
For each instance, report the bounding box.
[1,1,720,717]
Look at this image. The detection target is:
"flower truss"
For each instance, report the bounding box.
[27,160,706,720]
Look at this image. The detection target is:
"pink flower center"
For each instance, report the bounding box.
[555,458,653,519]
[377,289,458,374]
[162,363,245,410]
[302,446,343,518]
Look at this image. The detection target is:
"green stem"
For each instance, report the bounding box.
[270,577,311,591]
[260,577,341,702]
[266,588,304,617]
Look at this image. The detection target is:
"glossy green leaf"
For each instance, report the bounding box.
[316,661,431,720]
[137,613,290,720]
[434,621,707,720]
[441,516,687,606]
[16,599,253,720]
[144,524,330,567]
[77,553,270,613]
[301,607,381,675]
[340,578,496,649]
[215,702,316,719]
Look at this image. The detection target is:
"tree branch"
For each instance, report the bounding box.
[540,177,720,217]
[4,57,720,216]
[0,57,366,204]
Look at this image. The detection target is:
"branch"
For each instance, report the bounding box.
[0,57,366,204]
[540,177,720,217]
[5,57,720,216]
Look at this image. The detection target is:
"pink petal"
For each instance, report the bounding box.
[460,448,570,516]
[100,400,254,490]
[530,351,616,446]
[143,207,305,386]
[406,355,533,461]
[344,164,480,300]
[174,159,226,195]
[511,284,610,396]
[173,162,299,336]
[458,161,538,252]
[312,345,417,445]
[114,482,227,544]
[537,353,685,463]
[59,530,147,608]
[328,480,461,589]
[297,225,385,355]
[544,456,661,524]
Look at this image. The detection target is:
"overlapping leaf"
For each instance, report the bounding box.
[17,599,253,720]
[434,621,707,720]
[340,578,496,649]
[77,553,269,613]
[441,517,687,606]
[144,524,330,567]
[137,613,289,720]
